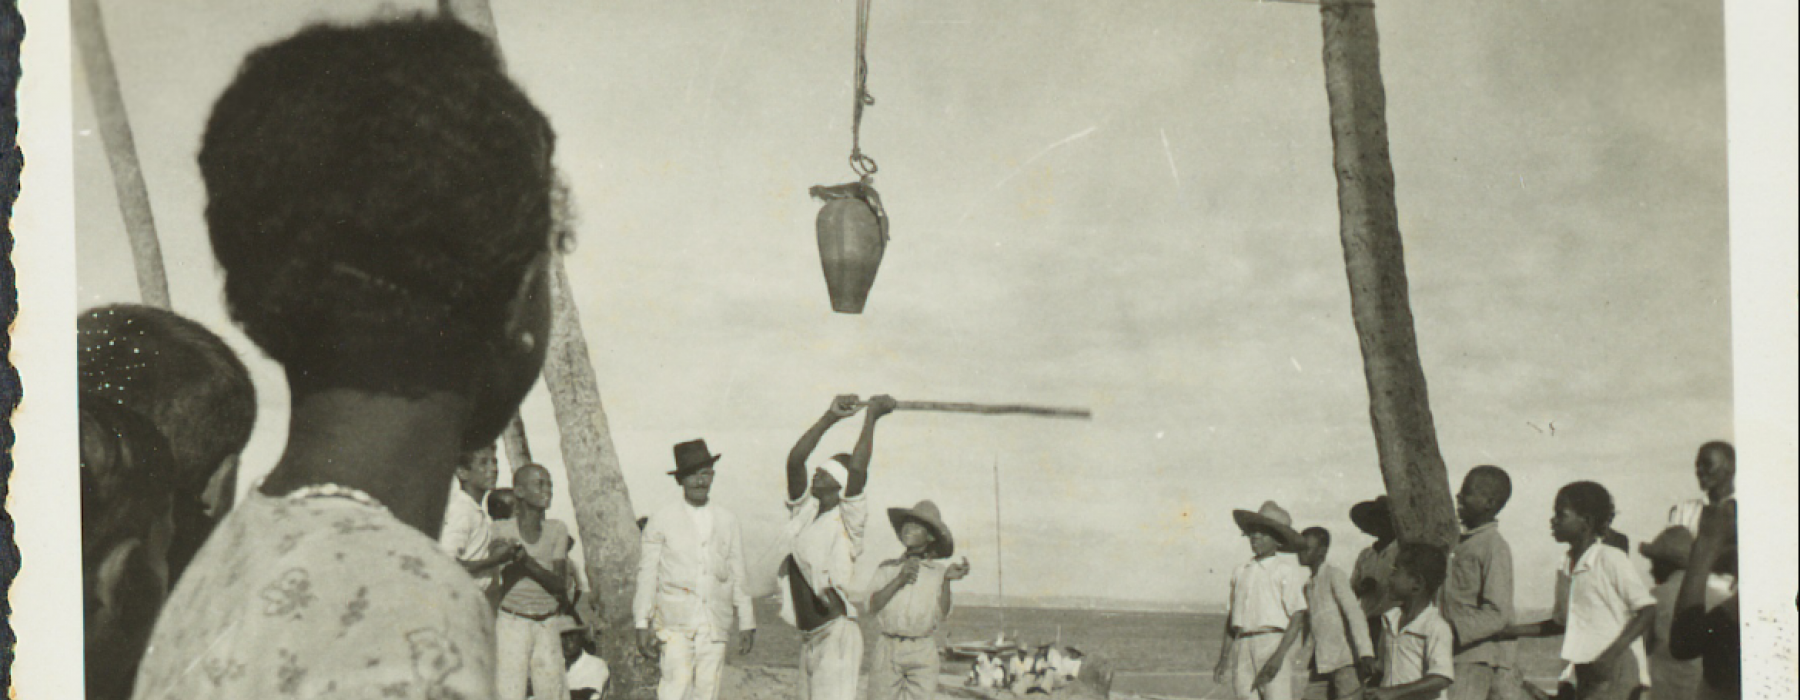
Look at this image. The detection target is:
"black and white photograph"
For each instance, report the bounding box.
[6,0,1796,699]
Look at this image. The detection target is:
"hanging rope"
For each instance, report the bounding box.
[849,0,878,178]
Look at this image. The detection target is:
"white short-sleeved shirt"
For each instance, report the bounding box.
[1227,553,1309,633]
[437,482,491,565]
[1380,604,1456,700]
[776,491,867,626]
[1553,543,1656,683]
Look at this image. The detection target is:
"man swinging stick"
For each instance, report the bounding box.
[778,394,896,700]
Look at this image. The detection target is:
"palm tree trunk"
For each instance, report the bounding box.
[501,414,533,470]
[73,0,170,309]
[435,3,655,695]
[1318,0,1458,549]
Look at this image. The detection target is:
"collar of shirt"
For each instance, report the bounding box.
[1562,543,1603,576]
[1461,521,1499,541]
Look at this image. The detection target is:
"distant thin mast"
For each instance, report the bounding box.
[994,455,1005,637]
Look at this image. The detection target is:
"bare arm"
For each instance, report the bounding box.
[867,563,912,616]
[1672,501,1733,660]
[846,395,896,498]
[1499,619,1564,640]
[787,395,859,500]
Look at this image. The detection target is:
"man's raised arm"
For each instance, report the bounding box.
[787,394,861,501]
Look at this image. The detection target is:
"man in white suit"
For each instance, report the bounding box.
[634,439,757,700]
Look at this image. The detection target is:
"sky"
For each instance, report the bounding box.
[74,0,1736,609]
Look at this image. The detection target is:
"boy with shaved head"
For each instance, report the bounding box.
[494,463,576,700]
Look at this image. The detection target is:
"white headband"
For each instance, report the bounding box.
[812,458,850,491]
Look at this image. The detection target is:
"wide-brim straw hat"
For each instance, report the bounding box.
[1234,501,1302,551]
[888,500,955,558]
[1639,526,1695,569]
[1350,496,1394,536]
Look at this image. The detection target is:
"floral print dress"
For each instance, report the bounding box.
[131,485,496,700]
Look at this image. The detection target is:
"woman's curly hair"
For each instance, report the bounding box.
[200,15,559,395]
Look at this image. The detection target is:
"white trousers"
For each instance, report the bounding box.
[656,625,729,700]
[798,617,864,700]
[1232,632,1296,700]
[496,611,566,700]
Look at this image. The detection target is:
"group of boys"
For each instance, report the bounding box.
[440,395,970,700]
[1220,443,1740,700]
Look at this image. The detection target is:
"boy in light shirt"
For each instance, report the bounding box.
[865,500,971,700]
[1372,542,1455,700]
[1502,482,1656,700]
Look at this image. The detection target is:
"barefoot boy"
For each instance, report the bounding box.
[1442,466,1520,700]
[866,500,971,700]
[1217,501,1310,700]
[1371,543,1456,700]
[1297,527,1377,700]
[1502,482,1656,700]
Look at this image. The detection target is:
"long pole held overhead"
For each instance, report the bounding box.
[1316,0,1458,549]
[435,3,655,696]
[73,0,171,309]
[853,399,1092,420]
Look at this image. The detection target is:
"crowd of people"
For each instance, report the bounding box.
[1217,446,1741,700]
[72,12,1746,700]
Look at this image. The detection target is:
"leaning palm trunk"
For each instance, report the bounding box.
[435,2,656,695]
[74,0,170,309]
[1319,0,1458,549]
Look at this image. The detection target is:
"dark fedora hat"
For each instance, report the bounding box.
[670,439,722,480]
[1350,496,1394,536]
[888,500,955,558]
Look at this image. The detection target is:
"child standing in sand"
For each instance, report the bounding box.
[866,500,971,700]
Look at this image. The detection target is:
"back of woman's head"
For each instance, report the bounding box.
[200,15,559,396]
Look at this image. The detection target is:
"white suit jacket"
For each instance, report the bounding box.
[633,502,755,634]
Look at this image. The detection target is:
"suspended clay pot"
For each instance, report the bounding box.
[812,180,888,314]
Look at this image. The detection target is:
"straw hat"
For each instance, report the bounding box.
[1234,501,1302,551]
[888,500,955,558]
[1639,526,1695,569]
[1350,496,1394,537]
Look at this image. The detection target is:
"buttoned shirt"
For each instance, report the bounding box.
[1228,553,1308,634]
[1305,563,1375,673]
[777,492,867,626]
[1380,604,1456,700]
[1353,542,1399,619]
[1552,543,1655,680]
[1440,521,1516,668]
[868,557,954,637]
[633,501,755,634]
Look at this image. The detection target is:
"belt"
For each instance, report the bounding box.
[1235,627,1284,639]
[502,607,560,622]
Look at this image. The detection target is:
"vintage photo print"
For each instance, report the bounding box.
[9,0,1796,698]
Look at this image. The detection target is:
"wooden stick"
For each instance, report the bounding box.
[854,399,1092,420]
